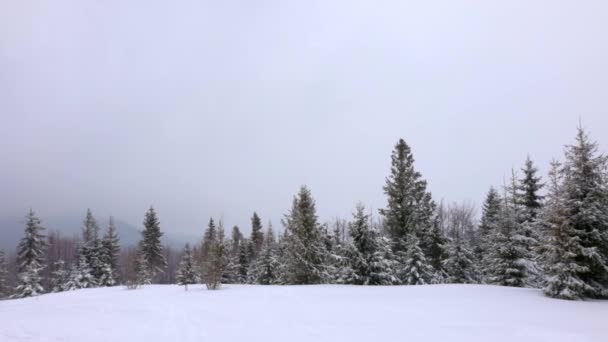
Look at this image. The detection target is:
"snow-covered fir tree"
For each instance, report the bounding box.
[477,187,502,265]
[80,209,104,283]
[543,128,608,299]
[134,251,151,287]
[348,204,397,285]
[250,212,264,257]
[14,209,47,298]
[50,259,70,292]
[0,249,10,298]
[520,156,544,222]
[281,186,329,284]
[236,240,251,283]
[379,139,444,271]
[443,238,477,284]
[100,216,121,285]
[201,217,218,262]
[398,233,434,285]
[176,244,198,290]
[202,220,228,290]
[139,207,167,279]
[248,225,280,285]
[64,252,96,290]
[484,183,531,288]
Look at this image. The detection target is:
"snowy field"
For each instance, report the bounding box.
[0,285,606,342]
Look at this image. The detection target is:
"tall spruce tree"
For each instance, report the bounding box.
[176,244,197,291]
[14,209,46,298]
[251,212,264,257]
[478,187,502,265]
[80,209,104,284]
[139,207,167,279]
[101,217,121,285]
[485,184,531,288]
[203,220,227,290]
[379,139,441,265]
[543,128,608,299]
[0,249,9,298]
[281,186,329,284]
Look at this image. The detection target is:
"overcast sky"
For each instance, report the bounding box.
[1,1,607,236]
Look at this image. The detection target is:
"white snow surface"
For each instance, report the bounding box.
[0,284,606,342]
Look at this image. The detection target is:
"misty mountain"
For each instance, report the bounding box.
[0,215,198,252]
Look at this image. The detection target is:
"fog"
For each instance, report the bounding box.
[1,0,607,236]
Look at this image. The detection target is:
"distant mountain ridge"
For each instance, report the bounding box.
[0,215,198,252]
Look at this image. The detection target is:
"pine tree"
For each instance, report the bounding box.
[50,259,70,292]
[379,139,439,261]
[561,127,608,296]
[80,209,104,283]
[398,233,434,285]
[443,239,477,284]
[251,212,264,257]
[139,207,167,279]
[230,225,243,257]
[64,252,96,290]
[134,251,151,287]
[281,186,329,284]
[176,244,198,290]
[101,217,121,285]
[477,187,502,268]
[203,220,228,290]
[542,127,608,299]
[520,156,544,222]
[0,250,10,298]
[14,209,46,298]
[485,188,530,287]
[237,241,251,283]
[201,218,217,262]
[248,226,280,285]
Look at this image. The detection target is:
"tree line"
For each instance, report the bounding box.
[1,126,606,300]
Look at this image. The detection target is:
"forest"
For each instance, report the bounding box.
[1,126,607,301]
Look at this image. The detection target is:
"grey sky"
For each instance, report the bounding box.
[1,1,607,236]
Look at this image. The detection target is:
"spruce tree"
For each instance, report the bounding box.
[176,244,198,291]
[398,233,434,285]
[251,212,264,257]
[0,250,9,298]
[520,156,544,222]
[237,240,251,283]
[281,186,329,284]
[80,209,104,283]
[443,239,477,284]
[379,139,440,262]
[139,207,167,279]
[201,218,217,262]
[542,161,593,299]
[14,209,46,298]
[477,187,501,267]
[203,220,227,290]
[248,226,280,285]
[65,252,96,290]
[230,225,243,257]
[101,217,121,285]
[543,128,608,299]
[50,259,70,292]
[134,251,151,287]
[485,188,530,288]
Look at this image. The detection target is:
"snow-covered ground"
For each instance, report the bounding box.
[0,284,606,342]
